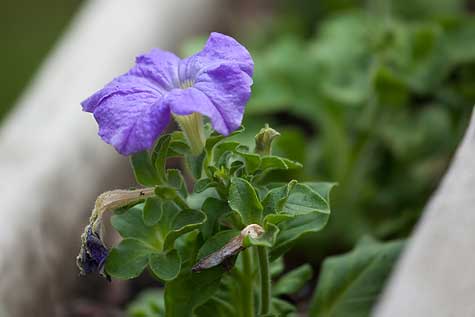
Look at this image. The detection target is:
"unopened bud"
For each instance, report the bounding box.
[255,124,280,156]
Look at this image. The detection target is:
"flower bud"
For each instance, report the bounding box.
[255,124,280,156]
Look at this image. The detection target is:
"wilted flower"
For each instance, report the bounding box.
[192,224,264,272]
[76,188,154,278]
[82,32,254,155]
[77,225,109,280]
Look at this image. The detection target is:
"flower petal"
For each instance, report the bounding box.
[81,75,164,113]
[130,49,180,91]
[179,32,254,82]
[164,63,252,135]
[92,90,170,155]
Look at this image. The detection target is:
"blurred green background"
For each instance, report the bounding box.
[238,0,475,260]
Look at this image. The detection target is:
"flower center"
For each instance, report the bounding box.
[180,79,194,89]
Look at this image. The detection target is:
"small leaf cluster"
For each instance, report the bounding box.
[104,125,335,316]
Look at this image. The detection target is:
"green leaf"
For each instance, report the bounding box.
[152,134,171,182]
[143,197,162,226]
[283,183,331,215]
[111,204,162,249]
[105,238,154,279]
[127,288,165,317]
[200,198,230,240]
[235,146,261,173]
[213,141,240,165]
[228,177,263,224]
[164,267,226,317]
[167,169,188,197]
[195,296,236,316]
[309,239,405,317]
[268,182,334,259]
[271,213,330,261]
[163,209,207,250]
[155,201,190,243]
[175,231,200,264]
[273,264,313,296]
[194,178,217,194]
[149,249,181,281]
[264,213,295,225]
[186,151,205,179]
[259,156,302,172]
[304,182,337,205]
[271,298,297,317]
[130,151,160,186]
[187,187,220,210]
[218,210,245,229]
[167,131,190,156]
[262,180,298,216]
[205,126,244,156]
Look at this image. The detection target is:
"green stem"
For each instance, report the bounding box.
[257,246,271,315]
[242,249,254,317]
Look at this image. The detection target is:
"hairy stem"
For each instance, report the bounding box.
[242,248,254,317]
[257,246,271,315]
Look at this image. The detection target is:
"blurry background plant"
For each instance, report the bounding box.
[227,0,475,262]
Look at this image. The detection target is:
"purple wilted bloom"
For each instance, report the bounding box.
[77,225,110,280]
[82,32,254,155]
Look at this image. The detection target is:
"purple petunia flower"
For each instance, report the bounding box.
[82,32,254,155]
